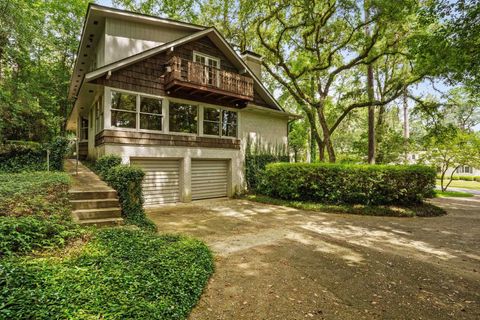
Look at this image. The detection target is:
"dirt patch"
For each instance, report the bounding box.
[147,196,480,319]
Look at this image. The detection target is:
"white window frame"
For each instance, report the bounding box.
[201,106,238,139]
[109,88,165,133]
[104,86,239,139]
[193,51,221,87]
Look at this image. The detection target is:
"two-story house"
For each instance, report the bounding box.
[67,4,295,206]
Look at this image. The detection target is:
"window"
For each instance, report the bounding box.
[222,110,237,137]
[140,97,163,131]
[80,118,88,140]
[457,166,473,174]
[203,107,220,135]
[169,102,198,134]
[111,91,136,128]
[202,108,237,137]
[193,52,220,86]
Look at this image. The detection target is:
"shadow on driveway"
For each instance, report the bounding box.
[147,196,480,320]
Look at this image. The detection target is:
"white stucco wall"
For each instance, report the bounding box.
[94,90,289,203]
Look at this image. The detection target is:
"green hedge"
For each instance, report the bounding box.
[0,137,70,172]
[436,175,480,182]
[246,154,289,191]
[263,163,436,205]
[95,155,156,231]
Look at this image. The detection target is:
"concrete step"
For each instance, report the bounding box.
[71,198,120,210]
[69,190,118,200]
[73,207,122,220]
[78,217,124,227]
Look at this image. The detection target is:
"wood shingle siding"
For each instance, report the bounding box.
[92,36,275,109]
[95,130,240,149]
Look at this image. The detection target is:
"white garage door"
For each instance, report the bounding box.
[191,160,228,200]
[130,159,180,206]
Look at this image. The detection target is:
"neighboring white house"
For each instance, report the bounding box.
[66,4,296,206]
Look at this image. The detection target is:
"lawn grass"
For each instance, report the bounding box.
[436,179,480,190]
[246,194,446,217]
[434,190,474,198]
[0,228,214,320]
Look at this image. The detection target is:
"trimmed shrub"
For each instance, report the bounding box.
[0,215,81,257]
[246,154,289,191]
[263,163,436,205]
[436,175,480,182]
[95,154,122,178]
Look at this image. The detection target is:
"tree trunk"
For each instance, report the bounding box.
[403,87,409,163]
[317,107,336,162]
[375,105,385,163]
[365,1,375,164]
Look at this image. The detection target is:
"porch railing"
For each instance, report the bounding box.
[166,56,254,99]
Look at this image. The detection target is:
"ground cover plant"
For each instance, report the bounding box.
[247,194,446,217]
[0,171,82,257]
[0,228,214,319]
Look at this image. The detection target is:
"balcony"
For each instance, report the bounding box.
[165,56,254,107]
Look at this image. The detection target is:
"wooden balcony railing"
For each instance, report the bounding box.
[165,56,254,101]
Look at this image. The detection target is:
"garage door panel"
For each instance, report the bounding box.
[130,159,180,206]
[191,160,228,200]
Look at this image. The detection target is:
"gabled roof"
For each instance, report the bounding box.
[68,3,205,100]
[83,27,285,112]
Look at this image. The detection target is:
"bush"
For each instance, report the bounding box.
[0,142,45,172]
[48,136,70,171]
[0,172,71,217]
[263,163,436,205]
[0,228,214,319]
[95,155,156,231]
[0,137,70,172]
[436,175,480,182]
[95,154,122,178]
[0,215,81,257]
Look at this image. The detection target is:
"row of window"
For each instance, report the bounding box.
[110,91,238,137]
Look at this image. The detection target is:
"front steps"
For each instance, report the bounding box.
[66,159,124,227]
[69,190,124,226]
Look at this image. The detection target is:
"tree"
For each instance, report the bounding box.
[254,0,426,162]
[420,127,480,191]
[0,0,89,142]
[288,120,308,162]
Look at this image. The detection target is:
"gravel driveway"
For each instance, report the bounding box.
[147,196,480,320]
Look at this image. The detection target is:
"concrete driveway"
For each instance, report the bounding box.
[147,196,480,320]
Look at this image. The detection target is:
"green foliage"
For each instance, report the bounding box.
[0,215,81,257]
[94,155,156,231]
[0,228,214,319]
[0,172,71,217]
[47,136,70,171]
[0,171,79,257]
[0,138,70,172]
[0,142,45,172]
[263,163,436,205]
[245,138,288,192]
[421,127,480,191]
[95,154,122,178]
[247,194,446,218]
[0,0,90,141]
